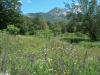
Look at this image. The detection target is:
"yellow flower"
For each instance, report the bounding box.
[64,71,67,74]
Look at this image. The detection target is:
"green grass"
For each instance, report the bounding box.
[0,32,100,75]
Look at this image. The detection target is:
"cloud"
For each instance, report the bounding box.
[18,0,30,3]
[27,0,30,3]
[19,0,22,3]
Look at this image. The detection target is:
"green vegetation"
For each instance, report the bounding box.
[6,25,20,35]
[34,30,53,39]
[0,0,22,29]
[0,0,100,74]
[1,0,100,40]
[64,0,100,40]
[0,32,100,75]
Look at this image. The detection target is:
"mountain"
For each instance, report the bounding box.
[48,7,67,17]
[25,7,68,23]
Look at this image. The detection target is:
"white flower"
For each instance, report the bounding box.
[0,72,10,75]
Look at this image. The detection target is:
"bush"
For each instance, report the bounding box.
[6,25,20,35]
[75,32,85,37]
[35,30,53,39]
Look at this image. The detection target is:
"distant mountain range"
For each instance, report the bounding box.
[25,7,68,23]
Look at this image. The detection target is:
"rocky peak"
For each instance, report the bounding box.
[48,7,67,16]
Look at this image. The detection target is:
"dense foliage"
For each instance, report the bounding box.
[64,0,100,40]
[6,25,20,35]
[0,0,22,29]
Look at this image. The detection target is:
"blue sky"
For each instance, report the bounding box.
[20,0,72,14]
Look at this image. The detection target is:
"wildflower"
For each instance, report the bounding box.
[88,57,93,61]
[45,45,48,50]
[47,58,52,62]
[68,70,70,72]
[1,53,6,71]
[0,72,10,75]
[97,56,100,63]
[24,53,29,59]
[74,63,76,65]
[34,72,36,74]
[40,66,42,69]
[64,71,67,74]
[48,69,53,71]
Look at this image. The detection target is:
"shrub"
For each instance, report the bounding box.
[6,25,20,35]
[75,32,85,37]
[35,30,53,39]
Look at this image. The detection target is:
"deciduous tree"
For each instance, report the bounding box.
[64,0,100,40]
[0,0,22,29]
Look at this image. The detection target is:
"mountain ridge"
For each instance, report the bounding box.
[25,7,68,22]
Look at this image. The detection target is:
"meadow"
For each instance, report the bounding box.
[0,32,100,75]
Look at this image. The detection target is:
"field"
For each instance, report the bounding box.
[0,32,100,75]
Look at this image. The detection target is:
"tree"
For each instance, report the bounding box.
[50,22,62,36]
[58,21,67,33]
[0,0,22,29]
[33,14,49,30]
[64,0,100,40]
[19,16,33,34]
[66,21,76,33]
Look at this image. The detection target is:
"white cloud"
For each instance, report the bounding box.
[27,0,30,3]
[18,0,31,3]
[74,2,79,6]
[18,0,22,3]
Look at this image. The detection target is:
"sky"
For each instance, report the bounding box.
[20,0,72,14]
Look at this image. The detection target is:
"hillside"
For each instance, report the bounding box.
[25,7,68,23]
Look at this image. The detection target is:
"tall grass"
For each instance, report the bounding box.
[0,32,100,75]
